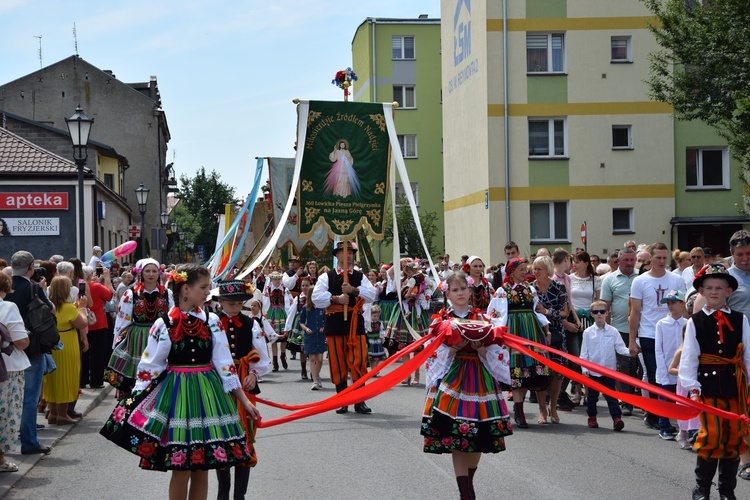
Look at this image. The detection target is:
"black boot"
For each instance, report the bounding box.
[216,468,231,500]
[693,456,718,500]
[280,352,288,369]
[233,465,251,500]
[513,402,528,429]
[718,458,739,500]
[67,399,82,419]
[354,402,372,414]
[272,356,279,372]
[456,476,472,500]
[335,382,348,414]
[468,467,477,500]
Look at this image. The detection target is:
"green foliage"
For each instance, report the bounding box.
[176,167,238,256]
[643,0,750,206]
[383,198,440,260]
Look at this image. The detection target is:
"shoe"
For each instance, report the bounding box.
[738,462,750,480]
[644,417,660,430]
[688,430,698,444]
[556,393,575,411]
[290,353,297,360]
[354,402,372,414]
[513,403,528,429]
[588,416,599,428]
[272,356,279,372]
[311,382,319,390]
[317,381,323,389]
[548,405,560,424]
[692,485,710,500]
[659,431,676,440]
[21,446,51,455]
[280,353,288,369]
[90,384,105,389]
[529,392,538,404]
[0,460,18,473]
[68,410,83,419]
[613,418,624,431]
[335,406,349,414]
[667,425,678,435]
[621,403,634,416]
[302,373,308,380]
[36,424,45,430]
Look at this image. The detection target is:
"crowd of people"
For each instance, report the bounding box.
[1,231,750,500]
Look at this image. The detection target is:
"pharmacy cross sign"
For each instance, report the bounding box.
[128,225,140,238]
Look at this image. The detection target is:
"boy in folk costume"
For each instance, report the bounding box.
[311,241,377,414]
[215,280,269,500]
[678,264,750,500]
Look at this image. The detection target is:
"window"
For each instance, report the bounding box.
[528,118,567,157]
[530,201,569,242]
[393,85,415,108]
[104,173,114,190]
[686,147,729,189]
[611,36,632,63]
[613,208,634,233]
[526,33,565,73]
[395,182,419,209]
[612,125,632,149]
[392,36,415,59]
[397,134,418,158]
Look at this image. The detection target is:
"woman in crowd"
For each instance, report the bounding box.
[377,265,399,355]
[80,265,114,389]
[531,255,569,424]
[421,272,512,500]
[44,276,88,424]
[488,258,551,427]
[263,271,292,372]
[100,265,260,500]
[108,259,173,397]
[0,273,30,473]
[671,250,691,276]
[465,256,494,313]
[568,251,601,405]
[284,276,313,380]
[298,279,327,390]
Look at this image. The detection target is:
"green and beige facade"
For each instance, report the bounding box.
[352,16,445,258]
[440,0,746,264]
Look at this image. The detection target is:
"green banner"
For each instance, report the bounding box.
[298,101,390,241]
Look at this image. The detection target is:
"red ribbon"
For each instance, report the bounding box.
[714,310,734,345]
[220,314,242,331]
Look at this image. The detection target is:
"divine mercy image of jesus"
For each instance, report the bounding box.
[323,139,360,198]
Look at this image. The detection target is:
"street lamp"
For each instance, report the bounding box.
[65,105,94,259]
[160,211,169,263]
[170,221,177,261]
[179,231,185,262]
[134,183,150,258]
[160,211,169,227]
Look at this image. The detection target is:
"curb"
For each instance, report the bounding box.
[0,385,114,499]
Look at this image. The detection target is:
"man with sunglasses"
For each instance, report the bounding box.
[681,247,706,292]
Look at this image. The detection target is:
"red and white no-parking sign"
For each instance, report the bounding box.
[580,223,586,245]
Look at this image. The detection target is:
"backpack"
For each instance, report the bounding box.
[23,283,60,358]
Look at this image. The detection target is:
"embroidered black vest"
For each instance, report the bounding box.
[323,269,365,337]
[220,312,255,361]
[693,310,744,398]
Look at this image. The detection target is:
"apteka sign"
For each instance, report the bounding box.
[0,192,69,210]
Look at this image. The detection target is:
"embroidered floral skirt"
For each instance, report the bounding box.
[100,365,252,471]
[366,332,386,359]
[507,310,551,389]
[384,306,429,349]
[107,323,151,392]
[0,371,25,454]
[266,306,287,336]
[421,353,512,454]
[286,312,304,353]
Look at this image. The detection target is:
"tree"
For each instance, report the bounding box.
[383,196,440,260]
[643,0,750,211]
[175,167,238,256]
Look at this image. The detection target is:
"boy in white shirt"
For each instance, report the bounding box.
[581,300,631,431]
[654,289,687,440]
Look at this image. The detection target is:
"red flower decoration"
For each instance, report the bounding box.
[191,448,205,464]
[231,444,244,459]
[137,441,156,458]
[228,365,237,375]
[137,370,152,382]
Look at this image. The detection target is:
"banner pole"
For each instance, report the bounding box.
[343,240,349,321]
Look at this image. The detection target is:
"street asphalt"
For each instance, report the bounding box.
[1,360,749,499]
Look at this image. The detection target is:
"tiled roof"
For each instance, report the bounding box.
[0,126,90,175]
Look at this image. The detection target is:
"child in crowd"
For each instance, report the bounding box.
[580,300,630,431]
[667,326,700,450]
[655,289,687,440]
[679,264,750,500]
[366,305,386,374]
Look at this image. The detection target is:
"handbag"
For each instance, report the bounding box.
[85,308,97,326]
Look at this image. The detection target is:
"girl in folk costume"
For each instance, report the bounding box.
[108,258,174,398]
[377,264,399,355]
[366,305,386,373]
[100,264,260,500]
[384,258,434,384]
[421,272,512,500]
[487,258,551,428]
[262,271,293,372]
[464,256,494,313]
[284,276,314,380]
[215,280,269,500]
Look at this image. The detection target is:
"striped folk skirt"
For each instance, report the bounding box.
[421,352,512,454]
[107,323,151,391]
[100,365,252,471]
[266,306,287,335]
[507,310,551,389]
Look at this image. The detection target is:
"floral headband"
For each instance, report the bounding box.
[167,270,188,284]
[439,276,474,293]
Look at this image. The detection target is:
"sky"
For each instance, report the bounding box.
[0,0,441,198]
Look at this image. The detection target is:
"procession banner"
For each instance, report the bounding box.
[297,101,391,240]
[0,217,60,236]
[268,157,329,252]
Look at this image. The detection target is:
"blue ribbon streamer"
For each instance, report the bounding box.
[204,157,264,279]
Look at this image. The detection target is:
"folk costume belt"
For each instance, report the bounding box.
[326,296,365,346]
[168,364,211,373]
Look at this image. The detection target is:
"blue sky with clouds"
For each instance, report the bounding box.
[0,0,440,198]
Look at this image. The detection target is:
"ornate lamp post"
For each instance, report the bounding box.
[179,231,185,263]
[134,183,150,258]
[65,105,94,259]
[170,221,177,262]
[160,211,169,263]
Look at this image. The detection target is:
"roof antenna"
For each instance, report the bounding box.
[33,35,42,68]
[72,22,79,56]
